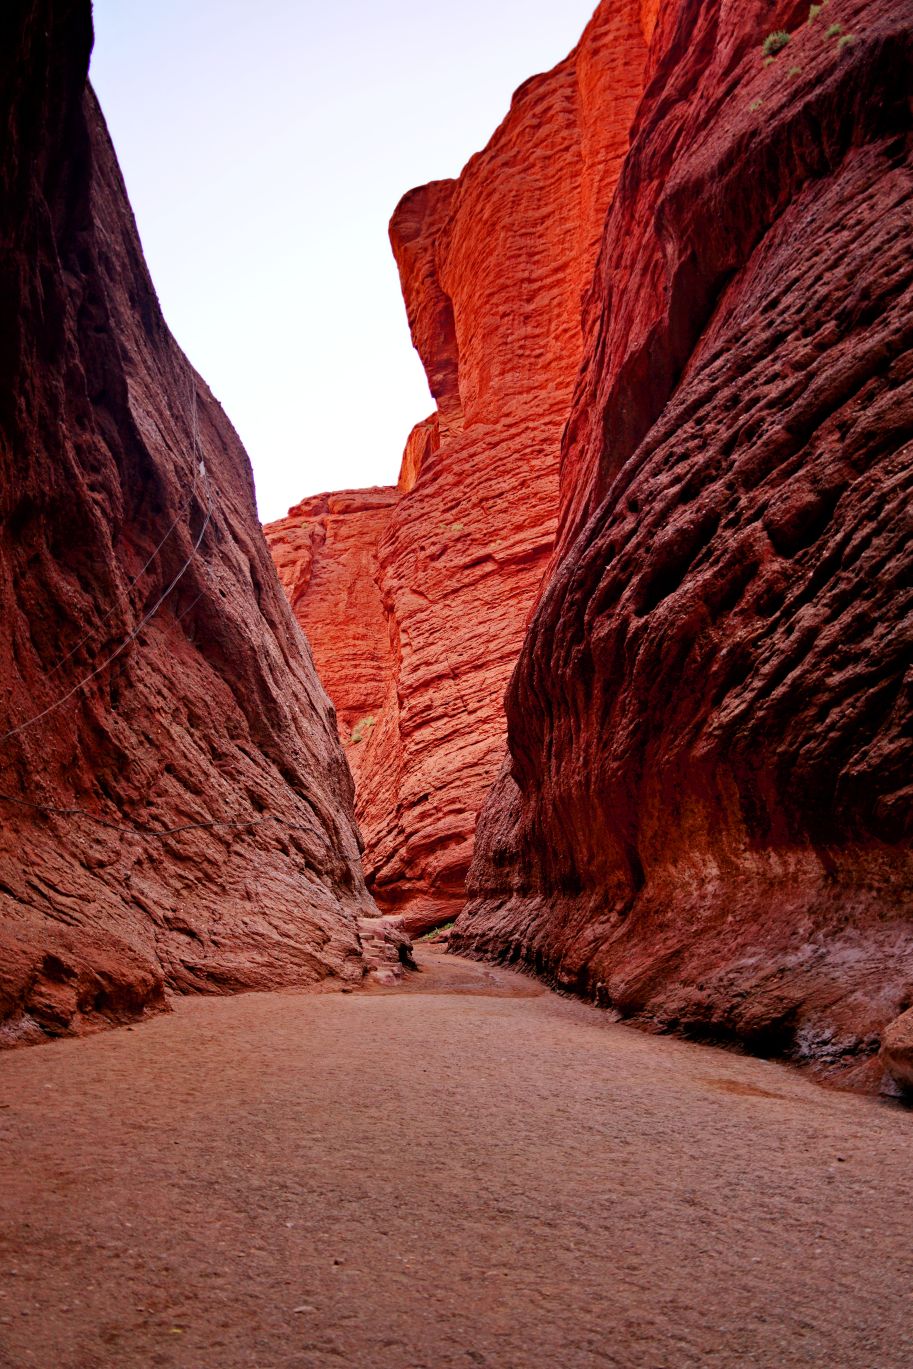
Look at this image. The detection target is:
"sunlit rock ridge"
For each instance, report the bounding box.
[267,0,656,935]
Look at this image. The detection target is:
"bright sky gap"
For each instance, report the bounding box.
[89,0,599,522]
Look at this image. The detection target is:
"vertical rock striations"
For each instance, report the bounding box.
[455,0,913,1086]
[0,1,375,1044]
[267,1,654,933]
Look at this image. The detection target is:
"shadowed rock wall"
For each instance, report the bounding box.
[0,1,375,1044]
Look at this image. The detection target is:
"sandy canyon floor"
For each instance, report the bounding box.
[0,946,911,1369]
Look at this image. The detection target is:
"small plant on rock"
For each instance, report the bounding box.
[762,30,791,57]
[419,921,455,942]
[826,22,842,36]
[788,64,802,76]
[837,33,855,49]
[808,3,822,20]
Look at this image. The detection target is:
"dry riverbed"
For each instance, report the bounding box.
[0,946,911,1368]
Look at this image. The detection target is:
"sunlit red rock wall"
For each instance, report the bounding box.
[0,1,374,1045]
[454,0,913,1087]
[267,0,654,933]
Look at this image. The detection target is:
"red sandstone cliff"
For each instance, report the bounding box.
[0,1,378,1044]
[454,0,913,1088]
[267,0,654,933]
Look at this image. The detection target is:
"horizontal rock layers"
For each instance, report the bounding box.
[0,1,375,1044]
[454,0,913,1087]
[267,1,655,934]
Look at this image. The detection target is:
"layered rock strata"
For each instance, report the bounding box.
[0,1,376,1044]
[267,0,654,933]
[454,0,913,1087]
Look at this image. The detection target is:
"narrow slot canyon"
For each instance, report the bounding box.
[1,0,912,1365]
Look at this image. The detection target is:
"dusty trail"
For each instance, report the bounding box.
[0,946,911,1369]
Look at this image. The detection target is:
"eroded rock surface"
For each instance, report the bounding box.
[881,1008,913,1095]
[0,1,374,1044]
[268,487,400,801]
[267,0,654,933]
[454,0,913,1085]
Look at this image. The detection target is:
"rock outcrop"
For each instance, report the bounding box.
[267,0,654,933]
[881,1008,913,1094]
[0,1,376,1045]
[454,0,913,1086]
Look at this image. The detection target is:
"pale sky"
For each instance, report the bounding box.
[89,0,598,523]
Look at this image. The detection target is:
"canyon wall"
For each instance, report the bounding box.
[0,1,376,1044]
[454,0,913,1087]
[267,0,654,933]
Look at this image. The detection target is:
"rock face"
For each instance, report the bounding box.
[268,487,400,800]
[881,1008,913,1094]
[267,0,654,934]
[454,0,913,1085]
[0,1,376,1045]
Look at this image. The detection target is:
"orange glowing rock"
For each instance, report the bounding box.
[267,0,653,934]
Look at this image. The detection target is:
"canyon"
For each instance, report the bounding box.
[272,0,913,1090]
[1,1,912,1364]
[453,0,913,1089]
[0,0,909,1086]
[266,0,655,935]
